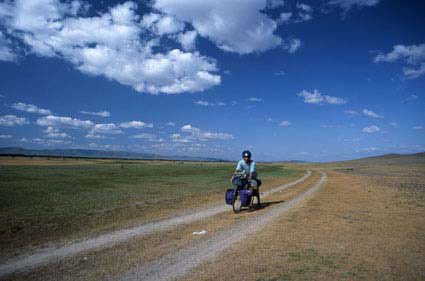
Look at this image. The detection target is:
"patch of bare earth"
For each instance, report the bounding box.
[178,169,425,281]
[1,173,320,281]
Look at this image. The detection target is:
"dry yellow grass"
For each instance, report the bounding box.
[178,166,425,281]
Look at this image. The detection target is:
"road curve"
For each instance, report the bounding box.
[0,171,312,277]
[120,172,327,281]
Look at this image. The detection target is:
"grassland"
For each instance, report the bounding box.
[0,156,301,257]
[180,153,425,281]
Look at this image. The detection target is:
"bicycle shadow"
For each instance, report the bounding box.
[247,200,285,212]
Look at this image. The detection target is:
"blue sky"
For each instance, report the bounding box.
[0,0,424,161]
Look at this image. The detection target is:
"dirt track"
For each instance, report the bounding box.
[120,172,327,281]
[0,171,313,278]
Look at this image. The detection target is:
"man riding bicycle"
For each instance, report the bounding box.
[233,150,261,207]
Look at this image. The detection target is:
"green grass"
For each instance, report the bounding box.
[0,159,300,252]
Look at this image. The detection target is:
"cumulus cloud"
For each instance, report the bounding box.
[282,38,301,53]
[279,120,291,126]
[362,109,383,118]
[278,12,292,23]
[11,102,52,115]
[0,134,13,139]
[130,133,160,141]
[176,30,197,50]
[153,0,282,54]
[362,125,380,133]
[167,122,176,126]
[249,97,263,102]
[297,89,347,105]
[180,124,234,141]
[119,121,154,129]
[329,0,380,11]
[90,123,123,134]
[194,100,226,106]
[296,2,313,22]
[413,125,424,130]
[374,44,425,79]
[0,0,221,94]
[43,126,69,138]
[80,110,110,117]
[0,115,29,126]
[344,109,359,115]
[85,133,107,139]
[37,115,94,128]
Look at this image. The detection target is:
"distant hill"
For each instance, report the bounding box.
[351,152,425,164]
[0,147,228,162]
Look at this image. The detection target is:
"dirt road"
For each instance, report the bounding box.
[120,172,327,281]
[0,171,312,278]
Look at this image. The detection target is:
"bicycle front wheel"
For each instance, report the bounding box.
[232,191,242,213]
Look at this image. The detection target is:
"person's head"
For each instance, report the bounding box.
[242,150,251,163]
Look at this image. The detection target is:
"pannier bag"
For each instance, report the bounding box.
[225,189,234,205]
[240,189,253,207]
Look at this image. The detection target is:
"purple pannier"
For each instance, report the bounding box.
[240,189,253,207]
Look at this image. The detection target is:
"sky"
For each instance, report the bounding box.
[0,0,424,162]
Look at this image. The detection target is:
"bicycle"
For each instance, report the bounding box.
[226,173,259,213]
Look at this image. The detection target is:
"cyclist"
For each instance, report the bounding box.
[233,150,261,207]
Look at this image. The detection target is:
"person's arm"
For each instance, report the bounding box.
[248,161,256,179]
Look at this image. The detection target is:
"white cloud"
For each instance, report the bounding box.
[11,102,52,115]
[88,142,123,151]
[167,122,176,126]
[85,133,107,139]
[296,3,313,22]
[180,124,234,141]
[90,123,123,134]
[344,109,359,115]
[0,1,221,94]
[329,0,380,11]
[0,30,16,61]
[0,115,29,126]
[0,134,13,139]
[321,124,342,128]
[413,125,424,130]
[130,133,159,141]
[374,44,425,79]
[119,120,154,129]
[362,109,383,118]
[80,110,110,117]
[278,12,292,23]
[283,38,301,53]
[389,122,398,127]
[362,125,380,133]
[43,126,69,138]
[297,89,347,105]
[249,97,263,102]
[405,94,418,102]
[176,30,197,50]
[194,100,226,106]
[279,120,291,126]
[274,70,286,76]
[154,0,282,54]
[37,115,94,128]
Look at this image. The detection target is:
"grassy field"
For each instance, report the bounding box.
[0,156,302,257]
[180,153,425,281]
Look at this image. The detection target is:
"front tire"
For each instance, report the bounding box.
[232,191,242,213]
